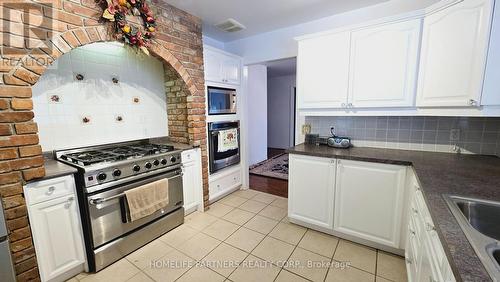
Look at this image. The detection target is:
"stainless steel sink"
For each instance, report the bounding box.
[444,195,500,281]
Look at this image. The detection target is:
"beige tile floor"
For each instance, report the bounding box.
[68,189,407,282]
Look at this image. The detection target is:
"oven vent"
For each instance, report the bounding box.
[215,18,246,33]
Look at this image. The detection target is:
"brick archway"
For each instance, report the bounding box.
[0,2,208,280]
[6,26,199,97]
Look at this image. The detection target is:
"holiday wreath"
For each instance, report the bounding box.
[101,0,156,54]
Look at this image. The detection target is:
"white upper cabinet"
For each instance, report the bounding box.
[416,0,494,107]
[204,49,224,83]
[481,0,500,106]
[348,19,422,108]
[222,56,241,85]
[297,31,351,109]
[288,154,336,231]
[204,46,241,85]
[334,160,406,248]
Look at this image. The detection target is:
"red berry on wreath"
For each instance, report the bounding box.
[130,36,138,44]
[146,16,154,23]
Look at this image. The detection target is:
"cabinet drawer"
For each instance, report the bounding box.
[181,149,198,163]
[407,217,420,260]
[25,175,75,206]
[210,170,241,194]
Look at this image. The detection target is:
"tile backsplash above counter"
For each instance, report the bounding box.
[32,42,168,152]
[305,116,500,156]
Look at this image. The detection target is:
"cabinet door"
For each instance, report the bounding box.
[416,0,494,107]
[204,49,224,83]
[334,160,406,248]
[182,149,202,213]
[222,57,241,85]
[481,0,500,106]
[182,161,199,212]
[417,240,441,282]
[30,195,85,281]
[348,19,421,108]
[288,154,335,230]
[297,32,351,109]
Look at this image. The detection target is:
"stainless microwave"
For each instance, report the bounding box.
[208,86,237,115]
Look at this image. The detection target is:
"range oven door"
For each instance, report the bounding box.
[208,86,237,115]
[209,121,241,173]
[87,168,183,248]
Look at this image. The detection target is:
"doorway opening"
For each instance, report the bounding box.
[247,58,297,197]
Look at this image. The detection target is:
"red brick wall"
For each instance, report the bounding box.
[0,0,208,280]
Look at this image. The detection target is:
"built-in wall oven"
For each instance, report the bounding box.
[208,121,240,173]
[208,87,237,115]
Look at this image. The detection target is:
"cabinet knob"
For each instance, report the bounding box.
[412,207,418,214]
[348,103,353,108]
[468,99,478,106]
[410,229,416,236]
[425,222,436,232]
[341,103,346,108]
[406,258,412,264]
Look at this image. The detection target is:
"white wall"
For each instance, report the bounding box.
[203,35,226,50]
[267,75,296,149]
[225,0,439,64]
[246,65,268,165]
[32,42,167,151]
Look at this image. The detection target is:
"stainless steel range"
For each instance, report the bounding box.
[56,140,185,272]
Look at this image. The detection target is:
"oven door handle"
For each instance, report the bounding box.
[89,172,184,206]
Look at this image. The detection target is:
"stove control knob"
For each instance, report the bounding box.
[153,160,160,166]
[133,165,141,172]
[161,159,167,165]
[112,169,122,177]
[97,172,107,181]
[145,162,152,169]
[170,156,177,163]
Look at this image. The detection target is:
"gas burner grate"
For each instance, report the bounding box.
[59,143,176,167]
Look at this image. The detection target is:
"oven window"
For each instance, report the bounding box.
[211,133,239,160]
[209,91,231,112]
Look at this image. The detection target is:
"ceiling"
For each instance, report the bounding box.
[266,58,297,78]
[162,0,389,42]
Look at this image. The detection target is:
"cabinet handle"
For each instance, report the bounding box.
[409,229,416,236]
[46,186,56,194]
[348,103,353,108]
[468,99,478,106]
[68,196,74,202]
[412,207,418,214]
[406,258,412,264]
[341,103,347,108]
[426,222,436,232]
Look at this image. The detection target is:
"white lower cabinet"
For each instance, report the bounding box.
[288,154,456,282]
[405,172,455,282]
[209,165,242,202]
[334,160,406,248]
[181,149,203,214]
[288,154,336,231]
[25,175,85,282]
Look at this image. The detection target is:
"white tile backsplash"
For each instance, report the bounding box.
[33,42,168,151]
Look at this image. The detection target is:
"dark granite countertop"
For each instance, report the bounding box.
[287,143,500,282]
[35,158,79,182]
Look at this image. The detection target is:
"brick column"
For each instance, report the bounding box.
[0,1,209,280]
